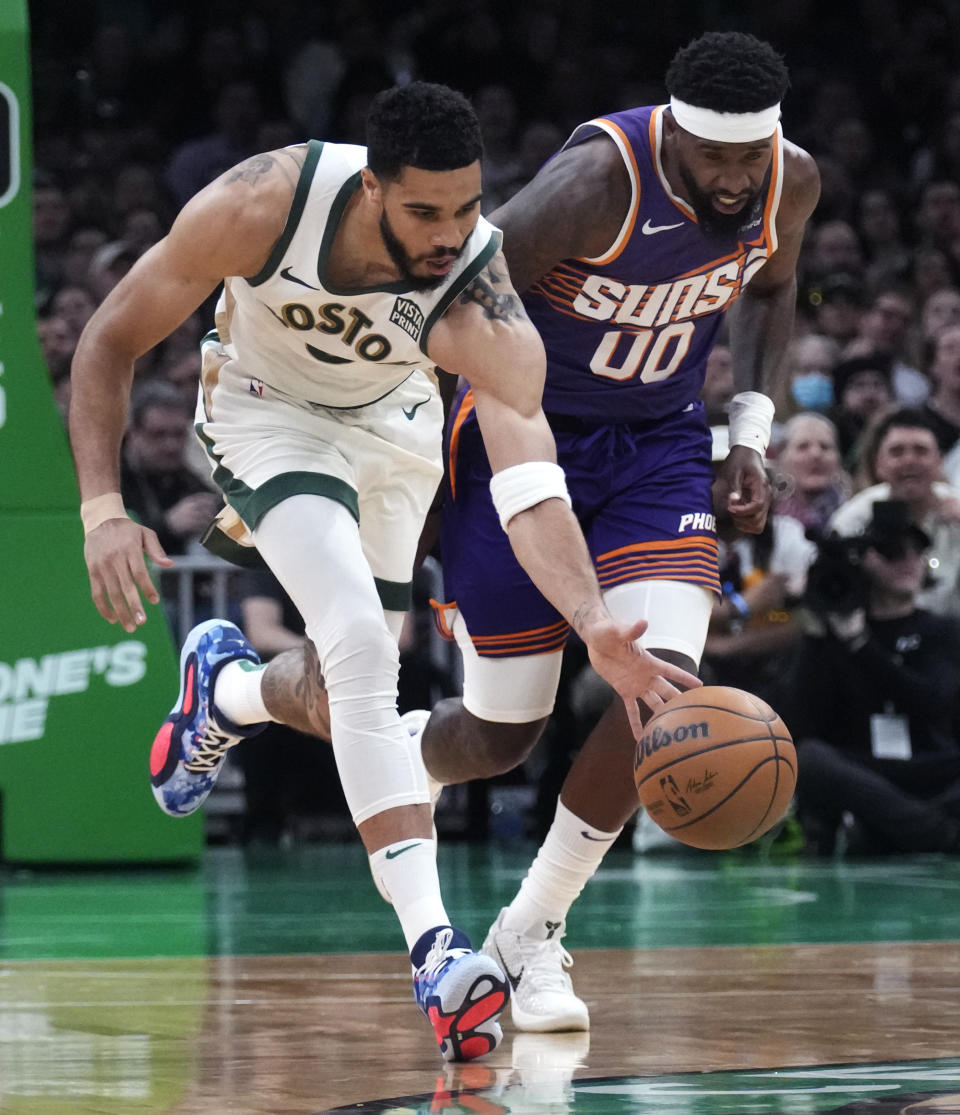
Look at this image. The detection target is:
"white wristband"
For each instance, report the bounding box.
[489,461,571,532]
[727,391,775,456]
[80,492,128,535]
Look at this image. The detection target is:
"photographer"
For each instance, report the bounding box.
[786,500,960,855]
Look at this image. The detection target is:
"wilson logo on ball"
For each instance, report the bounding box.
[633,720,710,772]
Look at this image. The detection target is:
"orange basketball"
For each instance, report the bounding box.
[633,686,796,850]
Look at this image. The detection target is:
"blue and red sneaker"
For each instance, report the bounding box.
[412,926,510,1062]
[150,619,267,817]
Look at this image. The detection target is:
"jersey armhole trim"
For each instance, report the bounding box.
[419,228,503,355]
[246,139,324,287]
[568,118,641,266]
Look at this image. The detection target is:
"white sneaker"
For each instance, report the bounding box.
[400,709,444,809]
[481,909,590,1032]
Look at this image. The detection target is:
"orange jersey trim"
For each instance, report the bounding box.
[650,106,697,222]
[761,124,783,255]
[470,618,569,645]
[596,535,721,594]
[430,598,458,642]
[469,616,569,658]
[598,536,719,560]
[573,118,642,267]
[446,388,476,501]
[470,630,570,658]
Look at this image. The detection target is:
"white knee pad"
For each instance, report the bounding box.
[603,579,713,667]
[452,608,563,723]
[253,496,428,825]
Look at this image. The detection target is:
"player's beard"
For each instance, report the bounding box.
[678,162,764,240]
[379,212,462,291]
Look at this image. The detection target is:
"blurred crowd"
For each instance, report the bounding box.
[30,0,960,853]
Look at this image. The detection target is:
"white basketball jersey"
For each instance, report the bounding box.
[213,140,501,408]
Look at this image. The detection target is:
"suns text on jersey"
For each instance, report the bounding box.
[566,246,769,383]
[572,246,769,330]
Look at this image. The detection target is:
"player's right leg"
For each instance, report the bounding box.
[156,365,507,1060]
[255,492,510,1061]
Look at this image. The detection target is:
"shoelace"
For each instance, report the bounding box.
[524,937,575,993]
[184,724,240,773]
[416,928,470,984]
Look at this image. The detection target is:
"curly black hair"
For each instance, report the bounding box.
[665,31,789,113]
[366,82,483,181]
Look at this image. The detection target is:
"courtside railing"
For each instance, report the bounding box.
[163,549,238,645]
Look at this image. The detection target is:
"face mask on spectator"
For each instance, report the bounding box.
[791,372,834,411]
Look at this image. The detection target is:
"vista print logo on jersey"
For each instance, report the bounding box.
[390,296,424,342]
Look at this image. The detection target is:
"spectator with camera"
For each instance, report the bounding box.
[787,500,960,855]
[829,407,960,616]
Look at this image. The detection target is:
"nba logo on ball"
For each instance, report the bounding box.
[633,686,797,850]
[659,774,692,816]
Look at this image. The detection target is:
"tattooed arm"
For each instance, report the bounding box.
[69,147,304,630]
[427,252,555,471]
[427,253,699,727]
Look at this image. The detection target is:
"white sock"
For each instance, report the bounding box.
[369,838,450,951]
[213,659,275,725]
[501,799,621,940]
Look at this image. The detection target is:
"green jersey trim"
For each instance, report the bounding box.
[196,423,360,525]
[247,140,324,288]
[419,227,502,356]
[315,171,418,296]
[201,527,267,569]
[203,527,412,611]
[373,577,413,612]
[234,471,360,528]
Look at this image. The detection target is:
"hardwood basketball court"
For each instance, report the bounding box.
[1,842,958,1112]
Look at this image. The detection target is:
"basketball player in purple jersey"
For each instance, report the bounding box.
[411,32,820,1032]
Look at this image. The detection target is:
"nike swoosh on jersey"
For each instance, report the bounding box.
[641,218,685,235]
[402,398,430,420]
[280,266,320,289]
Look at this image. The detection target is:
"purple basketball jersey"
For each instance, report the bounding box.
[438,105,783,656]
[531,105,784,422]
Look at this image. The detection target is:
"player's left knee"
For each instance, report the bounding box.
[470,714,547,775]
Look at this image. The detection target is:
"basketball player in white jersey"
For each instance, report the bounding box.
[69,82,699,1062]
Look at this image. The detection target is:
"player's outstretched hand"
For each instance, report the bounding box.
[83,517,174,632]
[581,613,701,740]
[713,445,772,535]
